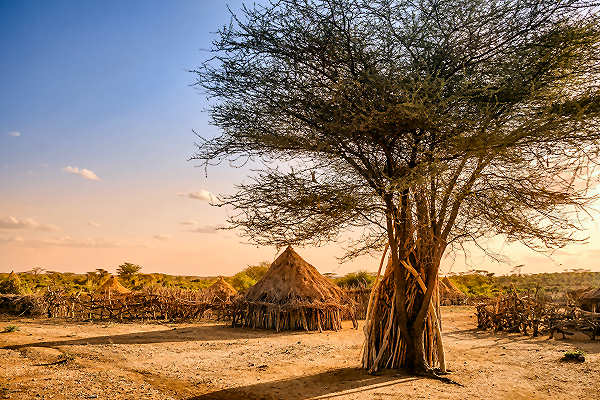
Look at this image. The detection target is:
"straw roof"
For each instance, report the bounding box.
[206,277,238,301]
[0,271,27,295]
[439,276,466,299]
[96,275,131,296]
[581,287,600,302]
[8,271,21,285]
[245,246,345,305]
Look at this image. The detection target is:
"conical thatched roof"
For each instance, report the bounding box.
[0,271,27,295]
[245,246,345,304]
[441,276,466,297]
[207,277,237,300]
[568,287,593,301]
[235,246,355,331]
[581,287,600,301]
[96,275,131,296]
[8,271,21,284]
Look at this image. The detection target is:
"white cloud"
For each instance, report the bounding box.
[88,221,101,228]
[188,225,223,234]
[0,235,24,244]
[0,216,59,231]
[63,166,100,181]
[0,235,121,248]
[7,131,21,137]
[177,190,220,204]
[153,234,171,241]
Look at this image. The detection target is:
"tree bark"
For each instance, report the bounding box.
[362,246,444,374]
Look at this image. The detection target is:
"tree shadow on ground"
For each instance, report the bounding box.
[2,324,315,350]
[444,327,600,353]
[189,367,420,400]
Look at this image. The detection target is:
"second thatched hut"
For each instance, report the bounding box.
[233,246,356,331]
[206,277,238,302]
[96,275,131,297]
[439,276,467,305]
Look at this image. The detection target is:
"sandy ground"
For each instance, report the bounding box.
[0,306,598,400]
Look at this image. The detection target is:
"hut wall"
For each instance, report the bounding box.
[233,304,345,332]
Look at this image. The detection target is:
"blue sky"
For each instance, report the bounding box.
[0,1,598,275]
[0,0,379,275]
[0,0,230,178]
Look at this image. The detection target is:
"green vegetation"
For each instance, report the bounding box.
[2,267,598,299]
[230,262,270,292]
[335,271,376,288]
[2,325,20,333]
[0,261,271,294]
[450,271,600,298]
[561,350,586,363]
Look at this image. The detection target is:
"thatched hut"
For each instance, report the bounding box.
[233,246,356,331]
[0,271,27,295]
[580,288,600,313]
[96,275,131,297]
[439,276,467,305]
[206,277,238,301]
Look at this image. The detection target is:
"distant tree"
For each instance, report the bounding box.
[230,261,270,291]
[511,264,525,276]
[116,263,142,278]
[28,267,44,276]
[95,268,110,278]
[230,273,257,292]
[336,271,376,288]
[194,0,600,375]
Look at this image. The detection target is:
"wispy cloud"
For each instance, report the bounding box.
[0,235,121,248]
[177,190,220,204]
[62,166,100,181]
[179,220,197,226]
[7,131,21,137]
[153,234,171,241]
[0,216,59,232]
[188,225,223,234]
[88,221,101,228]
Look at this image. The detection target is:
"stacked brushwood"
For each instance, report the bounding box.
[344,287,371,320]
[0,294,45,316]
[9,286,237,322]
[476,290,600,340]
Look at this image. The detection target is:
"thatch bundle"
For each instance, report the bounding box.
[233,246,356,331]
[0,271,28,295]
[96,275,131,296]
[206,277,238,301]
[439,276,467,305]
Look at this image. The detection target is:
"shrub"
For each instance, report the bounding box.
[561,350,585,363]
[2,325,20,333]
[336,271,376,288]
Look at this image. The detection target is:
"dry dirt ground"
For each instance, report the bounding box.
[0,306,598,400]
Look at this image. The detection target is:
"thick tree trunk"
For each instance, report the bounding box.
[362,253,443,374]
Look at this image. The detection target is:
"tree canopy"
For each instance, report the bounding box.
[193,0,600,374]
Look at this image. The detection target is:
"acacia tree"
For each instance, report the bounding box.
[193,0,600,375]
